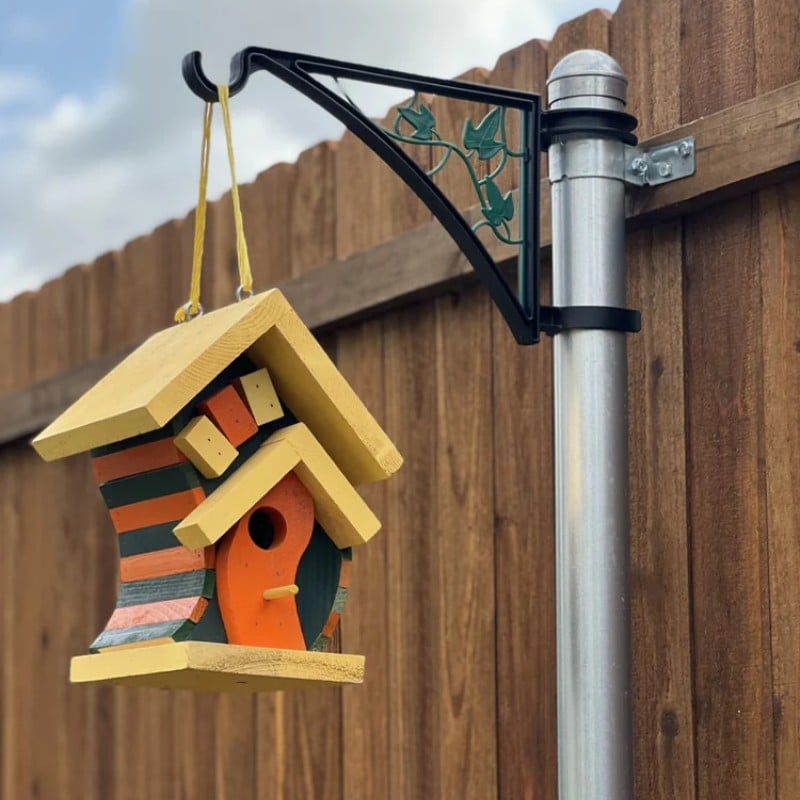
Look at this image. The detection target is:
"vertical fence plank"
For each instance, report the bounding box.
[290,143,338,278]
[1,293,34,800]
[611,2,698,800]
[384,303,438,800]
[334,96,429,800]
[680,5,776,799]
[683,197,775,800]
[546,9,611,67]
[488,37,557,800]
[337,321,389,800]
[759,179,800,800]
[753,7,800,798]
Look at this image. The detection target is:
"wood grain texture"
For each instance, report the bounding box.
[436,286,497,800]
[71,642,364,691]
[490,36,556,800]
[92,436,188,484]
[753,9,800,797]
[611,3,697,799]
[119,546,215,583]
[174,415,239,479]
[102,596,209,631]
[681,5,776,799]
[337,322,390,800]
[235,368,283,425]
[198,385,258,448]
[759,180,800,800]
[684,198,775,800]
[110,487,205,533]
[384,302,439,799]
[99,463,202,509]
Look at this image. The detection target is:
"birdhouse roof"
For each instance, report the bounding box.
[32,289,401,485]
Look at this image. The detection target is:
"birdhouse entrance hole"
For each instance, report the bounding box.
[248,508,284,550]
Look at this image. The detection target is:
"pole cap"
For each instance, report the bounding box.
[547,50,627,111]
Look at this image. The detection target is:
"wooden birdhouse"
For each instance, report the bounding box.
[31,290,401,691]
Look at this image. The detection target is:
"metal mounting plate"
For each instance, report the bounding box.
[624,136,695,186]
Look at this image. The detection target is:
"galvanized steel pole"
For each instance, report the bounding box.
[547,51,634,800]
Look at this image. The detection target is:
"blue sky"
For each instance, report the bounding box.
[1,2,130,94]
[0,0,617,300]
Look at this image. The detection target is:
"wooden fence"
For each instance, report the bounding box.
[2,0,800,797]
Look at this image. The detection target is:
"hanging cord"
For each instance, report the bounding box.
[219,84,254,300]
[175,85,253,322]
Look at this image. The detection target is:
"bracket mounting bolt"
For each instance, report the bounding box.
[657,162,673,178]
[630,157,648,177]
[678,140,693,157]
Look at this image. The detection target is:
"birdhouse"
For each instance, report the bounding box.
[32,290,401,691]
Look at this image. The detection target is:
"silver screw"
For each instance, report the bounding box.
[630,157,648,177]
[657,162,673,178]
[678,140,693,157]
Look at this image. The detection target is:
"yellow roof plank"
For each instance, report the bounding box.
[31,290,401,485]
[174,423,381,551]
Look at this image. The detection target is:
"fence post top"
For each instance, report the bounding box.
[547,49,627,111]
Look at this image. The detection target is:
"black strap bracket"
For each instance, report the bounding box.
[540,306,642,336]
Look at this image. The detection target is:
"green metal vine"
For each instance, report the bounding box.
[384,93,525,246]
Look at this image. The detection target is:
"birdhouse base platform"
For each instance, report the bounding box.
[70,641,365,692]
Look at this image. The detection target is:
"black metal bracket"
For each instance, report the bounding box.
[182,47,641,344]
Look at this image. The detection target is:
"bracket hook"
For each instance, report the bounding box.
[182,50,258,102]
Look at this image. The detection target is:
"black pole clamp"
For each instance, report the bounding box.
[540,305,641,336]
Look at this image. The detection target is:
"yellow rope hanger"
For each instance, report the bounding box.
[175,85,253,323]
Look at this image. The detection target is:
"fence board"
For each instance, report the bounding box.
[684,197,776,800]
[612,2,697,800]
[759,180,800,800]
[488,36,556,800]
[681,6,777,799]
[338,320,390,800]
[384,303,438,799]
[754,9,800,800]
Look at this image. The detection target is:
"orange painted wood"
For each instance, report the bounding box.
[103,596,208,631]
[217,472,314,650]
[109,488,205,533]
[91,437,187,484]
[119,546,215,583]
[339,558,352,589]
[198,384,258,448]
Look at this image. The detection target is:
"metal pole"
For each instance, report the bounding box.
[547,51,633,800]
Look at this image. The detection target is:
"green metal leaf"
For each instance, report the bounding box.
[463,108,504,160]
[481,176,514,226]
[398,103,436,141]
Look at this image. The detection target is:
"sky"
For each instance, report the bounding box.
[0,0,617,301]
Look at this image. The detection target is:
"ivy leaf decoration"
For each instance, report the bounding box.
[398,103,436,141]
[481,177,514,227]
[463,108,504,160]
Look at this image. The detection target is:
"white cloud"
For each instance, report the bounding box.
[0,71,45,106]
[0,0,616,300]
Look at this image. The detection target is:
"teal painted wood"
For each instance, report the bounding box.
[117,522,184,557]
[295,523,346,649]
[117,570,216,607]
[99,462,202,508]
[311,548,351,651]
[100,462,201,510]
[189,595,228,643]
[89,618,196,652]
